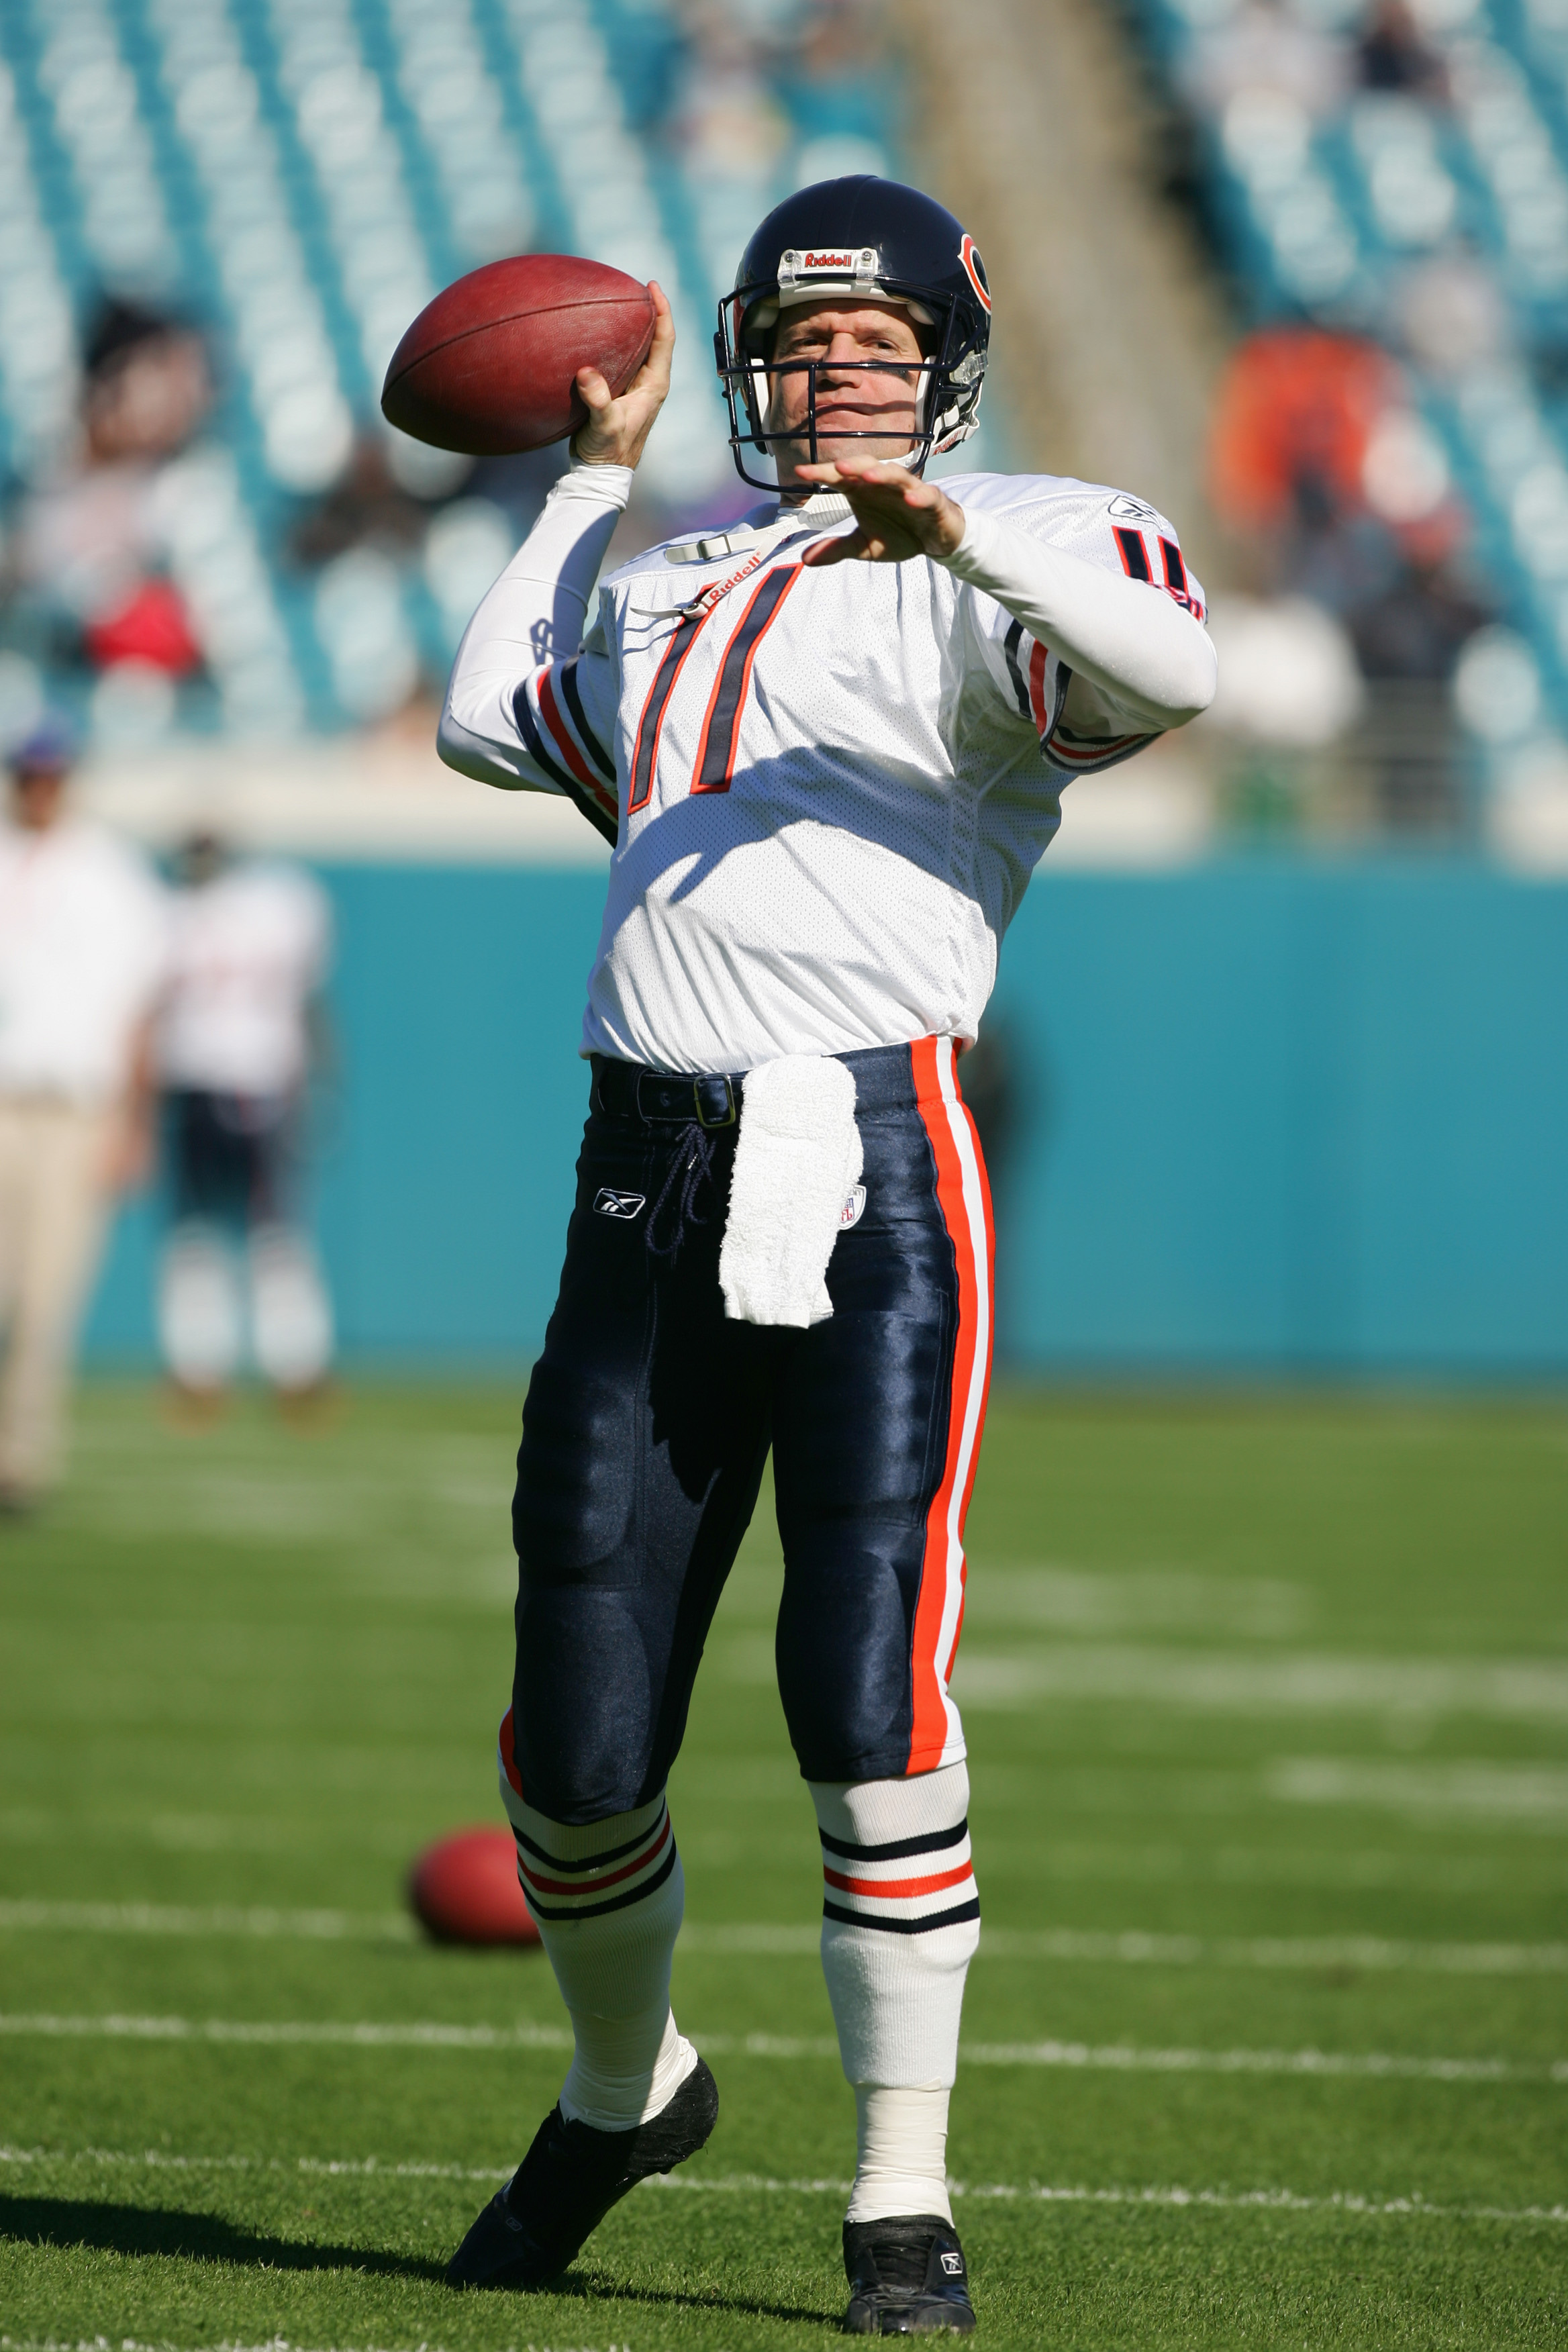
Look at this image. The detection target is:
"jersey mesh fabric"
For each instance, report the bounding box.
[506,473,1204,1074]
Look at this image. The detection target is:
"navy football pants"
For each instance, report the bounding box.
[507,1036,993,1824]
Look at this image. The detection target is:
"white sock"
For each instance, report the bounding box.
[810,1762,979,2227]
[158,1224,242,1390]
[499,1745,698,2133]
[249,1224,333,1389]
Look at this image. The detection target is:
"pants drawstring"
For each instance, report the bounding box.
[645,1122,721,1263]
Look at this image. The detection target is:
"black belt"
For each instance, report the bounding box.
[591,1054,740,1129]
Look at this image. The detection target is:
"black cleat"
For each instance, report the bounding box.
[842,2214,977,2335]
[445,2055,719,2290]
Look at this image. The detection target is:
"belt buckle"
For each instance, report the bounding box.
[694,1075,736,1129]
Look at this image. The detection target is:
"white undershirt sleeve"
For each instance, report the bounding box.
[438,459,633,791]
[939,502,1218,732]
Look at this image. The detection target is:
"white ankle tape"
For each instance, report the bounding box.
[846,2084,954,2226]
[560,2006,698,2134]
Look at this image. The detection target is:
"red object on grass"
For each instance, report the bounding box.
[84,577,203,674]
[407,1825,542,1947]
[381,253,655,455]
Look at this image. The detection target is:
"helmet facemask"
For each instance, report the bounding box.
[716,275,985,493]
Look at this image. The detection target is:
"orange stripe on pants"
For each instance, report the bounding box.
[907,1036,995,1773]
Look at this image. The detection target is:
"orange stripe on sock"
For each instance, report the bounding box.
[516,1811,671,1899]
[822,1861,975,1901]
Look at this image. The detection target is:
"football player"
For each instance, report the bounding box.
[438,177,1216,2333]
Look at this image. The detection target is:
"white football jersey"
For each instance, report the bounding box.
[0,818,168,1107]
[158,863,330,1096]
[503,471,1204,1074]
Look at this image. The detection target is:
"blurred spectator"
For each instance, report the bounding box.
[1345,548,1492,827]
[287,432,431,568]
[1209,327,1403,536]
[673,6,791,179]
[156,834,335,1412]
[5,300,209,687]
[1349,551,1490,685]
[671,0,887,177]
[0,720,168,1512]
[1209,324,1488,830]
[1206,595,1366,748]
[778,0,887,149]
[1396,250,1510,380]
[1357,1,1448,102]
[1182,1,1349,119]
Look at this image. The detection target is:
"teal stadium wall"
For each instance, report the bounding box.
[84,860,1568,1379]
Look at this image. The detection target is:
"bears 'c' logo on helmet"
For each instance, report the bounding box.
[959,234,991,314]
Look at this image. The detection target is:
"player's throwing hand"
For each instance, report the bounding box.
[796,454,967,565]
[571,281,675,469]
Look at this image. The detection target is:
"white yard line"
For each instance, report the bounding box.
[973,1927,1568,1975]
[0,2342,625,2352]
[951,1647,1568,1722]
[0,2013,572,2051]
[0,1900,411,1942]
[959,2039,1558,2083]
[5,1902,1565,1977]
[0,2012,1560,2084]
[0,2143,1564,2231]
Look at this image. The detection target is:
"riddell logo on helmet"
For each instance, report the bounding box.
[803,251,855,270]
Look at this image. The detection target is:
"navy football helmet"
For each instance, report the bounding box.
[715,177,991,490]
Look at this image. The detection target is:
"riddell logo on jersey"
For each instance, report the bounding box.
[681,547,771,620]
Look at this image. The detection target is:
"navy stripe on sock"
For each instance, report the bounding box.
[817,1819,969,1865]
[522,1839,679,1923]
[822,1895,981,1936]
[512,1805,667,1876]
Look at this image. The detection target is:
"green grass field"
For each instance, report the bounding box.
[1,1382,1565,2349]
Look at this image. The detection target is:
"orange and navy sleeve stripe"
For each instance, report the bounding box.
[512,659,619,842]
[1003,616,1159,777]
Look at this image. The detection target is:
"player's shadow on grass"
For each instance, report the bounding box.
[0,2194,444,2284]
[0,2198,832,2321]
[556,2269,835,2327]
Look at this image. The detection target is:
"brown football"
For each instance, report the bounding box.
[407,1825,542,1946]
[381,254,655,456]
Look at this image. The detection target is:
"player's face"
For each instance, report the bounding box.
[9,766,67,831]
[765,302,927,485]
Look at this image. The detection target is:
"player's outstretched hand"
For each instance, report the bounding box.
[571,282,675,471]
[795,457,966,565]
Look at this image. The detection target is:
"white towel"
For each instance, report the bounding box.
[720,1055,863,1327]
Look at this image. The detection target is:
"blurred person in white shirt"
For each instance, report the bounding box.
[0,720,168,1512]
[156,834,335,1410]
